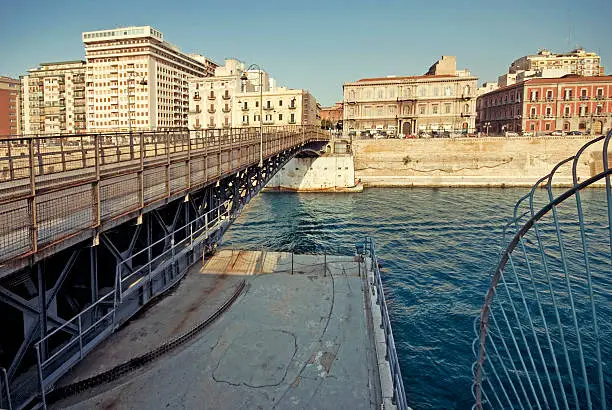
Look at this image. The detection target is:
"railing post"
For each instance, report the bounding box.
[78,315,83,359]
[93,134,101,232]
[138,132,144,209]
[165,131,170,197]
[1,367,12,410]
[6,141,14,180]
[186,130,191,190]
[59,137,66,172]
[28,139,38,254]
[35,344,46,410]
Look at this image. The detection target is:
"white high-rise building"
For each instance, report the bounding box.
[82,26,217,132]
[20,61,87,135]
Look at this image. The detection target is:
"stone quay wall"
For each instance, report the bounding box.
[353,136,609,187]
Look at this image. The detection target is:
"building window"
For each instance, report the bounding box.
[545,107,552,118]
[444,86,451,96]
[564,106,570,116]
[581,89,588,100]
[433,87,439,97]
[564,89,572,100]
[530,91,539,101]
[530,107,536,118]
[546,90,553,101]
[419,87,425,97]
[432,105,438,114]
[596,88,604,99]
[255,101,259,108]
[279,100,283,106]
[545,123,551,131]
[530,124,535,131]
[596,105,603,115]
[419,105,426,114]
[444,104,451,114]
[279,113,283,120]
[580,105,588,116]
[290,113,295,123]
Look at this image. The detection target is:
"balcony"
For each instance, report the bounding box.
[208,93,215,100]
[222,107,231,113]
[596,95,605,100]
[288,104,297,110]
[580,96,589,100]
[222,123,231,128]
[263,105,274,110]
[242,120,249,126]
[263,119,274,125]
[241,106,249,111]
[288,119,296,124]
[190,109,202,114]
[461,94,472,100]
[193,94,201,101]
[207,108,215,113]
[546,97,554,102]
[208,123,216,129]
[222,93,230,100]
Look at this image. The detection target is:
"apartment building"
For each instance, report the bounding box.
[20,61,86,135]
[82,26,217,132]
[188,59,317,129]
[343,56,478,135]
[0,76,19,136]
[510,48,603,77]
[320,102,343,126]
[476,75,612,135]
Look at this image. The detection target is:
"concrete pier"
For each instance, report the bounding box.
[52,250,392,409]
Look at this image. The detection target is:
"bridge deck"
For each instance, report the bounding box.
[52,250,382,409]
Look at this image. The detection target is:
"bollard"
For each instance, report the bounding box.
[291,253,294,275]
[324,253,327,277]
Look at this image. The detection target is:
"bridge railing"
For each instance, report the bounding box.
[364,237,409,410]
[0,367,11,410]
[0,125,327,270]
[33,197,234,403]
[472,131,612,409]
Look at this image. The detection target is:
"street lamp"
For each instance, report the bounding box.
[484,121,491,136]
[241,64,263,167]
[127,73,147,134]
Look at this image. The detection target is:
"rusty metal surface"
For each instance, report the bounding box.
[0,126,326,276]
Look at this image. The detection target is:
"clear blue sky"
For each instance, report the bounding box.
[1,0,610,106]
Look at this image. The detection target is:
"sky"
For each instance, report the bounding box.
[1,0,611,106]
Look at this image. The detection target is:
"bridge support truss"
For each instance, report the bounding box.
[0,126,328,408]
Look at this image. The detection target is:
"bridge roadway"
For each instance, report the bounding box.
[0,126,327,276]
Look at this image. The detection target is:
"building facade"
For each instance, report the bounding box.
[188,59,317,129]
[343,56,478,135]
[476,75,612,135]
[82,26,216,132]
[20,61,86,135]
[0,76,19,136]
[509,48,603,77]
[320,102,343,127]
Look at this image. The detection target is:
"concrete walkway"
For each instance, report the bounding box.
[54,251,381,409]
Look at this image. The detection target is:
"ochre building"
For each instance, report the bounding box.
[343,56,478,136]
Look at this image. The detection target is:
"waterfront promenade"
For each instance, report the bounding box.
[51,250,386,409]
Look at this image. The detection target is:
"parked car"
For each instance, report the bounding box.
[521,131,534,137]
[567,130,584,136]
[504,131,519,137]
[551,130,565,136]
[403,134,417,139]
[359,130,371,138]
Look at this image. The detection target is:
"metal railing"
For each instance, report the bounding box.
[34,199,233,406]
[0,125,327,271]
[0,367,11,410]
[472,131,612,409]
[364,237,409,410]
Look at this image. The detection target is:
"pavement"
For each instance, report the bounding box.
[53,250,381,409]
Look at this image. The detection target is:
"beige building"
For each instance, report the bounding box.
[509,48,603,77]
[188,59,317,129]
[82,26,216,132]
[343,56,478,136]
[20,61,86,135]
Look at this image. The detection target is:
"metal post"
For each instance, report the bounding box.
[90,245,98,303]
[1,367,12,410]
[28,139,38,253]
[291,253,294,275]
[37,264,47,360]
[259,70,263,167]
[324,253,327,277]
[35,344,46,410]
[78,315,83,359]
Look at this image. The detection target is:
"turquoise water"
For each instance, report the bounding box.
[222,188,611,409]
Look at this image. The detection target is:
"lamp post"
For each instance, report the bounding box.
[127,73,147,134]
[241,64,263,167]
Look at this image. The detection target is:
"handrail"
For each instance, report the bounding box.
[365,237,409,410]
[0,126,329,269]
[0,367,12,410]
[472,131,612,409]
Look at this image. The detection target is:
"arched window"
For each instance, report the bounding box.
[464,85,471,96]
[464,103,469,113]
